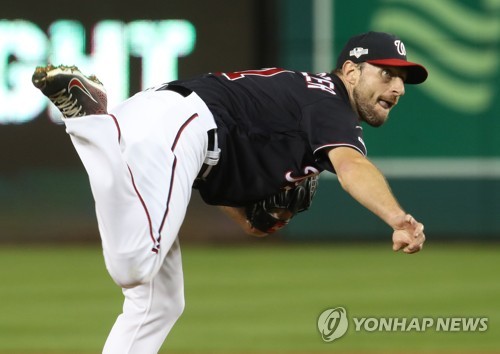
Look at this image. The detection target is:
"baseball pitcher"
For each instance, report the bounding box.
[32,31,426,353]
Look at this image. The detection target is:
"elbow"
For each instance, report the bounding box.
[335,160,357,189]
[334,158,368,193]
[336,173,347,190]
[336,172,352,194]
[328,146,369,192]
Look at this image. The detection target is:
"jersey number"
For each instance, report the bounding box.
[222,68,291,81]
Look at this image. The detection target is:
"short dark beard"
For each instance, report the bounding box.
[352,86,384,127]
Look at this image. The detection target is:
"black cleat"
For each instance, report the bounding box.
[32,64,108,118]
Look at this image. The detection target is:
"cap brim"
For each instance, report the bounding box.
[366,58,428,84]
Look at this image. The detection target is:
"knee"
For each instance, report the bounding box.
[126,281,185,324]
[112,270,152,289]
[105,253,158,288]
[165,297,185,322]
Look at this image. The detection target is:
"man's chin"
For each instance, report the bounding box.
[362,114,387,127]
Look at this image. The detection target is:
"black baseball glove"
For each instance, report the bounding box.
[245,175,319,234]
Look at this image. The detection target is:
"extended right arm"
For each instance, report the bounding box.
[328,147,425,253]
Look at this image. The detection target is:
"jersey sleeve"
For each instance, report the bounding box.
[300,97,367,172]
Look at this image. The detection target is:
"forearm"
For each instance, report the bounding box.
[329,147,425,253]
[329,149,406,229]
[218,206,268,237]
[346,165,405,227]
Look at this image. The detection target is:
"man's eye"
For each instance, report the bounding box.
[380,69,391,80]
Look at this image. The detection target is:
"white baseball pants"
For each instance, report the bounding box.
[64,89,217,353]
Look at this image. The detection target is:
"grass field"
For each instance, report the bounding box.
[0,242,499,353]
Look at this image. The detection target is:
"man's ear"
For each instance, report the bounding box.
[342,61,360,85]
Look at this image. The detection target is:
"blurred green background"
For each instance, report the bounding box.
[1,0,499,353]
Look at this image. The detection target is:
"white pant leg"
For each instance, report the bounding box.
[102,237,185,354]
[64,90,215,287]
[64,90,216,353]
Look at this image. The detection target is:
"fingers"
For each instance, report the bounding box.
[392,229,411,251]
[404,231,426,254]
[405,214,415,224]
[392,234,407,251]
[392,215,426,254]
[392,242,404,251]
[406,216,426,253]
[400,231,425,253]
[392,237,422,252]
[405,214,424,235]
[392,236,424,253]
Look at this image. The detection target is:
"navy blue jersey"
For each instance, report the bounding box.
[174,68,366,206]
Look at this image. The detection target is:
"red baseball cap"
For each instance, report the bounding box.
[336,31,428,84]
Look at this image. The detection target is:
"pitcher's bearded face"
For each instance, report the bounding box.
[353,63,407,127]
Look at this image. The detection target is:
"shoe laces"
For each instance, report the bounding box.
[49,89,83,117]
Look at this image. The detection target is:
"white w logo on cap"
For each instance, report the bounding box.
[394,40,406,56]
